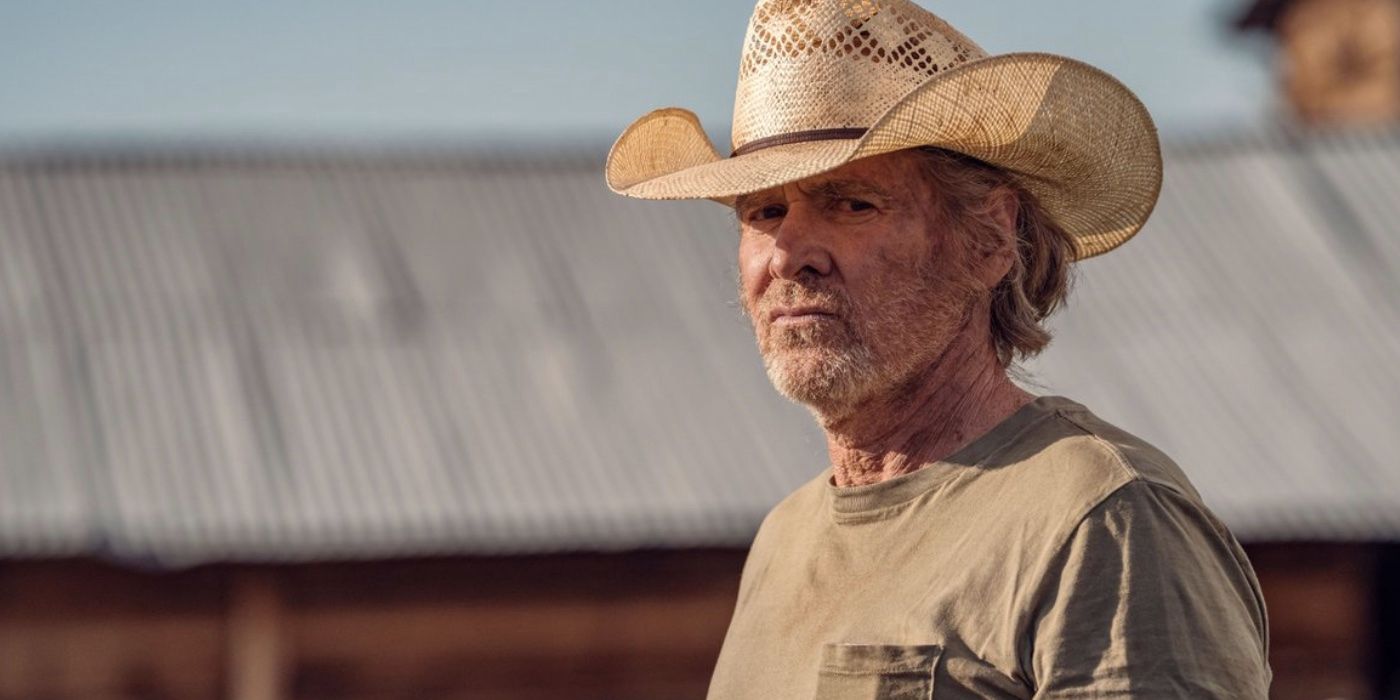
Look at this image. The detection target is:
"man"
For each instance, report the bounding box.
[606,1,1271,697]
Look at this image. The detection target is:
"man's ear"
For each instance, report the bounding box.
[974,188,1018,289]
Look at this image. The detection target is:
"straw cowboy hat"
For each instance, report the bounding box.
[605,0,1163,259]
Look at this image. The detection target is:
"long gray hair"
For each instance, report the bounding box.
[915,146,1077,366]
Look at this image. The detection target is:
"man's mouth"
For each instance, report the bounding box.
[769,306,839,326]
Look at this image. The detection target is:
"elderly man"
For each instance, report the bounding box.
[607,1,1271,697]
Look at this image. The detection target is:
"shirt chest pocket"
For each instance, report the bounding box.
[813,643,943,700]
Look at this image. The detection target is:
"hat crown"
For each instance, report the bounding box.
[731,0,988,152]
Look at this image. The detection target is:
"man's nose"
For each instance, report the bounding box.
[768,205,834,280]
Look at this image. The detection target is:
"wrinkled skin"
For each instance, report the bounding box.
[735,149,1034,487]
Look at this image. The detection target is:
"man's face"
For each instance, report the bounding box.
[735,149,984,417]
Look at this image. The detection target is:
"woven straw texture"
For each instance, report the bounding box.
[605,0,1163,259]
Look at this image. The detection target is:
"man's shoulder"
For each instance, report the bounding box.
[969,395,1208,530]
[1032,395,1202,497]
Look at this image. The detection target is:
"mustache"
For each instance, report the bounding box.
[751,278,851,320]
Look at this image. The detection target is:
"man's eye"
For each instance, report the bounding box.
[749,204,787,221]
[841,199,876,213]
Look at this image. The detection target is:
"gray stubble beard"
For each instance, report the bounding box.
[744,257,979,422]
[758,318,883,417]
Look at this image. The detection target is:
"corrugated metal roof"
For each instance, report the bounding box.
[0,128,1397,563]
[0,148,829,565]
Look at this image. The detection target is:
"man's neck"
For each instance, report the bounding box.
[820,319,1034,488]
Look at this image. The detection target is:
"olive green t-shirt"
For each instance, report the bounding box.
[707,395,1271,699]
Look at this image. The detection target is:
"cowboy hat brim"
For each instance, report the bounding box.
[605,52,1162,260]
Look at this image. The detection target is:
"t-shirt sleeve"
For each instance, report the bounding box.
[1028,479,1272,698]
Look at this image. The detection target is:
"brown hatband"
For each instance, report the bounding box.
[730,128,868,157]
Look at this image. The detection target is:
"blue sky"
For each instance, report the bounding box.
[0,0,1278,147]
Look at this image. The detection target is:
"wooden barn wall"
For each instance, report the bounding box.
[0,545,1389,700]
[0,550,746,700]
